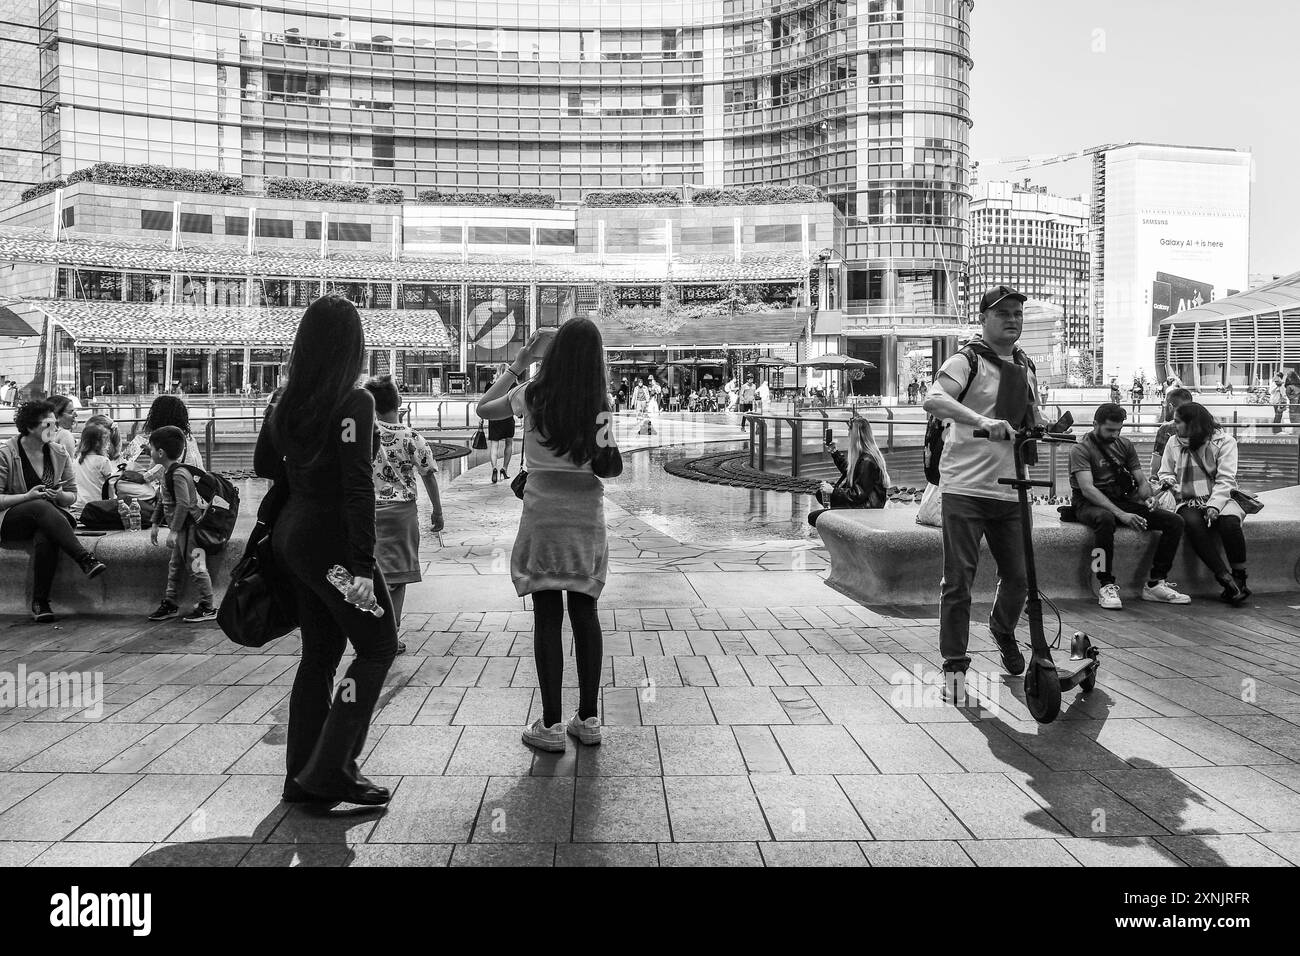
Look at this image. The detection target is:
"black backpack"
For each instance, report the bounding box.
[166,463,241,553]
[922,343,1035,486]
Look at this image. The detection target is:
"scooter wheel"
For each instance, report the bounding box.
[1024,655,1061,724]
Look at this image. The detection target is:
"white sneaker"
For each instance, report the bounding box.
[940,671,967,706]
[1098,584,1123,610]
[566,713,602,746]
[521,719,566,752]
[1142,580,1191,604]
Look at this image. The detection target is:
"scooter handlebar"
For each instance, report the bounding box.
[972,428,1007,439]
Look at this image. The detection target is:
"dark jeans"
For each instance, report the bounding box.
[1074,497,1183,585]
[533,590,602,727]
[939,493,1027,673]
[273,505,398,792]
[1179,507,1247,578]
[1274,404,1287,434]
[0,499,90,603]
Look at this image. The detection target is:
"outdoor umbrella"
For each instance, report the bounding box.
[795,353,876,370]
[668,356,726,366]
[608,359,657,367]
[745,356,792,367]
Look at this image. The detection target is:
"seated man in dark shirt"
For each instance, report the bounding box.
[1070,403,1189,610]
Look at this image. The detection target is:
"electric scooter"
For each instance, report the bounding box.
[974,411,1101,724]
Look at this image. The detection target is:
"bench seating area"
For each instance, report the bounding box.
[818,486,1300,607]
[1,512,256,616]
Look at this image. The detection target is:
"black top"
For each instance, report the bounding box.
[17,441,50,489]
[254,388,378,578]
[829,448,886,509]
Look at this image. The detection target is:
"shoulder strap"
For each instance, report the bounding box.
[952,346,981,404]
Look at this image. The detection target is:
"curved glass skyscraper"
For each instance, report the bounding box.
[11,0,972,395]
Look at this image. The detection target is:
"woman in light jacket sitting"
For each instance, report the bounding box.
[808,416,890,527]
[1157,401,1250,604]
[0,401,108,621]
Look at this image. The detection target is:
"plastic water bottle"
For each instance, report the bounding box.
[128,499,141,531]
[117,499,131,528]
[326,565,384,617]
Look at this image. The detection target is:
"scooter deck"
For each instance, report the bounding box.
[1055,656,1098,689]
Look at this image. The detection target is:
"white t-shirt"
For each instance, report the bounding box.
[72,452,116,508]
[935,346,1039,503]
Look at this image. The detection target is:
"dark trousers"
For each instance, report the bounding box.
[0,499,89,603]
[532,590,602,727]
[273,506,398,792]
[1074,497,1183,585]
[939,493,1027,673]
[1274,404,1287,434]
[1179,507,1247,577]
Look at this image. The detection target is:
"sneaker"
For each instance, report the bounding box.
[148,600,180,621]
[1098,583,1123,610]
[31,600,56,623]
[182,604,217,623]
[1231,570,1252,604]
[566,713,602,746]
[491,469,499,484]
[395,640,407,655]
[1217,576,1247,606]
[1142,580,1191,604]
[521,718,565,752]
[78,554,107,579]
[995,636,1026,676]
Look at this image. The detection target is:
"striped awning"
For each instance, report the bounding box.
[24,299,453,350]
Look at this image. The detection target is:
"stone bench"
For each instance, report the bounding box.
[0,514,256,616]
[818,486,1300,606]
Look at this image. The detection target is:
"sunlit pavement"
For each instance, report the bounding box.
[1,414,1298,867]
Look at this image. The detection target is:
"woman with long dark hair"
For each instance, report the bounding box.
[477,318,621,752]
[120,394,205,474]
[254,295,399,805]
[1156,401,1250,604]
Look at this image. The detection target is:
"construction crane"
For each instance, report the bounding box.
[971,150,1087,173]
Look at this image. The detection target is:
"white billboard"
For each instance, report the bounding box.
[1100,145,1250,384]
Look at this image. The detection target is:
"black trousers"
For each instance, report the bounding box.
[1074,497,1183,585]
[0,499,89,603]
[273,504,398,791]
[1179,507,1247,577]
[532,590,602,727]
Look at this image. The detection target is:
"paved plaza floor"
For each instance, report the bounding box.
[2,417,1299,867]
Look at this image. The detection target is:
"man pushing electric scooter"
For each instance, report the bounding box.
[922,286,1098,723]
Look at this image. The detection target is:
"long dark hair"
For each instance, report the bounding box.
[143,395,191,436]
[1175,401,1220,451]
[524,317,610,466]
[274,295,366,458]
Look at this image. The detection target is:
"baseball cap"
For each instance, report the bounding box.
[979,285,1027,313]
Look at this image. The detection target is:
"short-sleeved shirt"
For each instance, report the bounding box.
[1069,432,1140,501]
[934,345,1039,502]
[508,383,596,474]
[372,419,436,502]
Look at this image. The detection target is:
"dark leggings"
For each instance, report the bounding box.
[0,499,89,602]
[533,590,602,727]
[1180,507,1247,577]
[273,508,399,792]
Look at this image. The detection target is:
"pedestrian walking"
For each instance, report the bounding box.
[487,364,517,485]
[476,318,622,753]
[253,295,399,806]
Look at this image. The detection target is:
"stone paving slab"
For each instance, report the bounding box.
[2,446,1299,866]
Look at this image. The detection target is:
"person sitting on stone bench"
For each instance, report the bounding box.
[0,400,108,623]
[808,416,889,527]
[1070,402,1189,610]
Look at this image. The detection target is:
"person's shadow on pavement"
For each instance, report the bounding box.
[963,677,1228,866]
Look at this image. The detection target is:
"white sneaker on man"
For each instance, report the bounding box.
[521,719,566,752]
[1142,580,1191,604]
[1098,584,1123,610]
[566,714,602,746]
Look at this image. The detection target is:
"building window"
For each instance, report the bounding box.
[179,213,213,234]
[305,221,373,242]
[226,216,249,236]
[469,226,530,245]
[61,206,74,227]
[755,223,802,243]
[141,209,173,231]
[256,218,294,239]
[537,228,575,246]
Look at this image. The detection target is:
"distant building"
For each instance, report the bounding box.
[967,180,1089,385]
[1087,142,1251,384]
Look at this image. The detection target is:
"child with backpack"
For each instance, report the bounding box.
[146,425,216,622]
